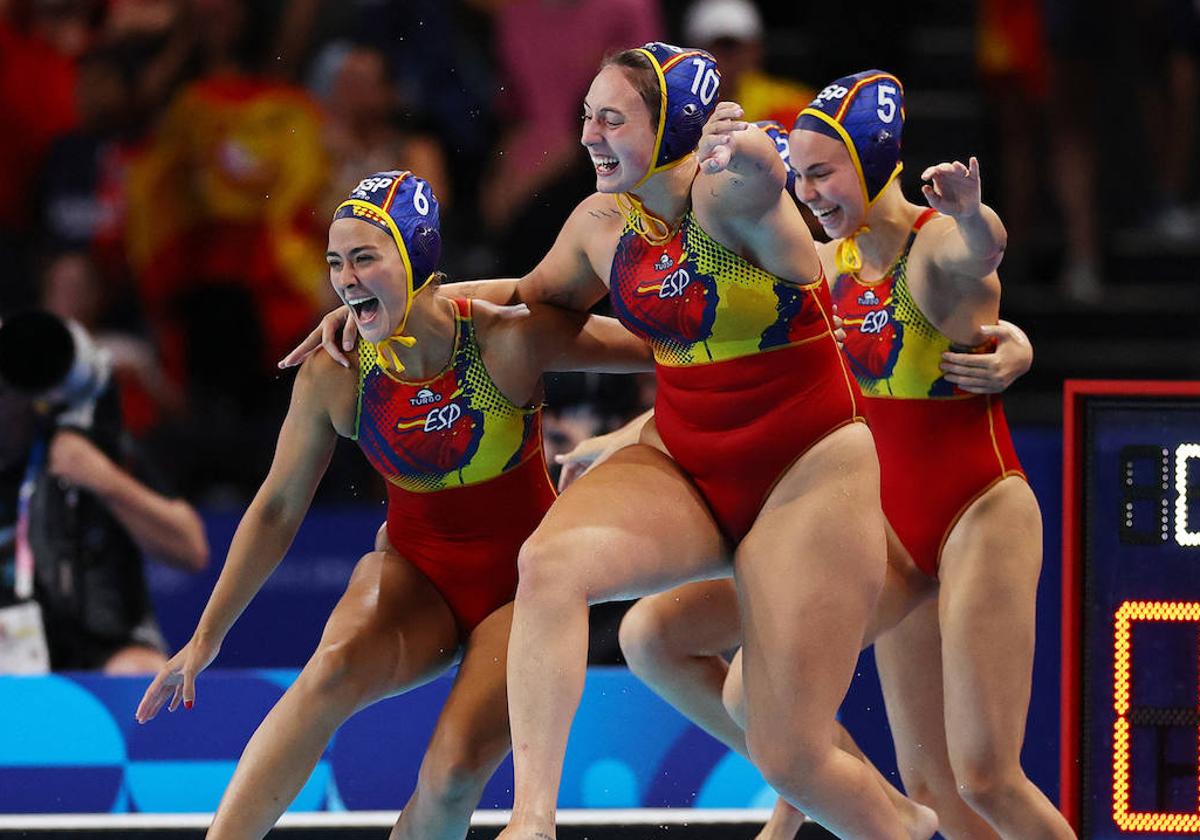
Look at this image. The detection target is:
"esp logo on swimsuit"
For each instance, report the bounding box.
[423,403,461,433]
[659,268,692,299]
[860,309,890,335]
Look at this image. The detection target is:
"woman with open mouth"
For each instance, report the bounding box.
[136,169,652,840]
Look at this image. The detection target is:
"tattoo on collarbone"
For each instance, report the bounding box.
[533,834,555,840]
[587,207,622,220]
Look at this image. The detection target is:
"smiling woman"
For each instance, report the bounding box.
[134,170,653,840]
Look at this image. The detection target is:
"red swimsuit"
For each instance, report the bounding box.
[830,209,1025,575]
[354,298,555,633]
[609,209,864,542]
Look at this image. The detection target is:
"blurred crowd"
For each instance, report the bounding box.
[3,0,1198,505]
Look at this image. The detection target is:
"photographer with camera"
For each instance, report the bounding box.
[0,309,208,674]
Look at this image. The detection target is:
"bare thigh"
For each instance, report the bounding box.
[874,597,953,785]
[864,522,938,643]
[736,423,888,751]
[520,442,730,602]
[937,477,1043,773]
[313,549,461,704]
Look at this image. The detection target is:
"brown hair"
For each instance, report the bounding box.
[600,49,661,128]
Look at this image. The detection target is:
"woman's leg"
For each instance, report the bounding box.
[498,444,729,839]
[937,478,1075,839]
[735,423,905,839]
[208,551,460,840]
[875,598,1001,839]
[392,604,515,840]
[722,531,939,840]
[619,580,744,750]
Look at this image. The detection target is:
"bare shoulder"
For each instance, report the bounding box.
[296,348,359,436]
[469,299,531,351]
[574,191,625,228]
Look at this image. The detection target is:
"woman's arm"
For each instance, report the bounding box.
[194,356,341,642]
[939,319,1033,394]
[696,102,788,219]
[136,354,343,720]
[920,157,1008,282]
[531,309,653,374]
[694,102,821,284]
[555,408,653,491]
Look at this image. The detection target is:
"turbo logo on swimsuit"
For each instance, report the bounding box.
[409,388,442,407]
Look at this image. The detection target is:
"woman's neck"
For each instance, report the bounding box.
[628,156,697,226]
[854,184,922,276]
[384,290,456,379]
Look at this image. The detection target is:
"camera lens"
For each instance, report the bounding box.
[0,311,75,394]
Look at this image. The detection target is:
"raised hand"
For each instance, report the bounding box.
[920,156,982,219]
[697,102,750,174]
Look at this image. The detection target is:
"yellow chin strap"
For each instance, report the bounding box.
[336,198,433,376]
[616,191,680,247]
[834,163,903,276]
[835,228,869,275]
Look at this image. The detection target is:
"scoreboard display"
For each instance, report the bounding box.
[1062,381,1200,837]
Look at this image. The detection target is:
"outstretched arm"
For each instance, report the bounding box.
[136,355,343,721]
[530,308,653,374]
[555,408,653,491]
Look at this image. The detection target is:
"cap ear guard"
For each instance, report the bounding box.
[633,42,721,186]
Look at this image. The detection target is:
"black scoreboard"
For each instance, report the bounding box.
[1062,381,1200,836]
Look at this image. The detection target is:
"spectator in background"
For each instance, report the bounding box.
[976,0,1047,283]
[311,42,452,213]
[41,252,183,437]
[39,44,143,304]
[682,0,813,126]
[122,0,331,495]
[0,306,208,675]
[1132,0,1200,242]
[477,0,663,274]
[0,0,84,310]
[1043,0,1106,301]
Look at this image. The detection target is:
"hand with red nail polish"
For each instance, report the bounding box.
[135,633,220,723]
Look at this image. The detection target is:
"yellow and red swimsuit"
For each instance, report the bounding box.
[353,298,555,634]
[609,209,863,542]
[831,208,1025,576]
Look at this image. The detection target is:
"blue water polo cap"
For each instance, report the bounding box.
[793,70,904,206]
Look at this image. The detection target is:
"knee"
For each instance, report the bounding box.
[419,734,507,807]
[303,640,380,704]
[515,533,579,603]
[950,750,1025,814]
[745,727,828,803]
[618,597,680,676]
[896,767,946,813]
